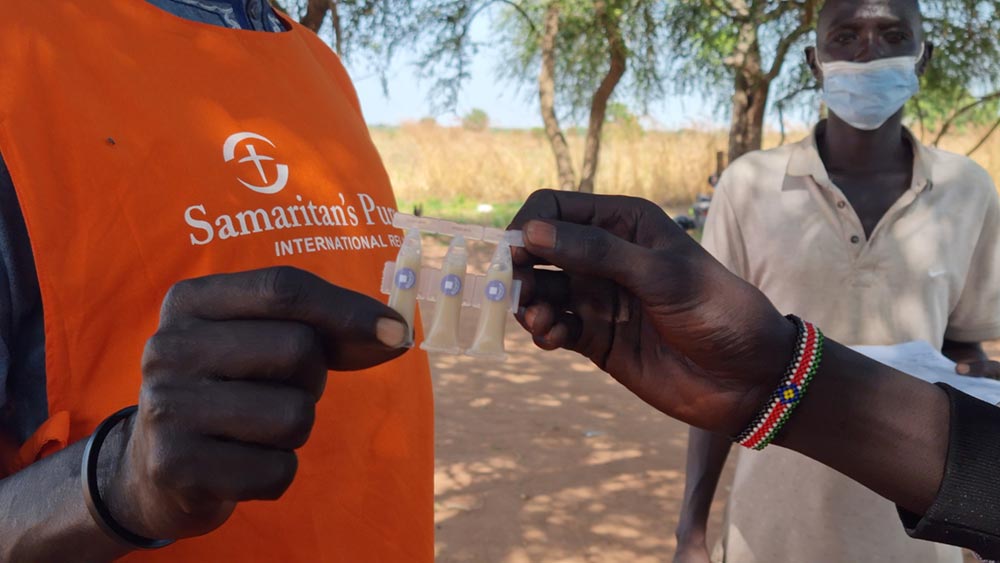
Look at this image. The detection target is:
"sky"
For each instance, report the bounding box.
[347,16,734,130]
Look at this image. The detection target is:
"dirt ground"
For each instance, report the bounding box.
[425,239,984,563]
[431,314,722,562]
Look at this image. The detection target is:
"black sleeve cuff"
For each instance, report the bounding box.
[897,384,1000,559]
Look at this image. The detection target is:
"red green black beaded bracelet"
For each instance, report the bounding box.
[734,315,824,451]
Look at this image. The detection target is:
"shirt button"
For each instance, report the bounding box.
[850,235,861,244]
[837,201,847,209]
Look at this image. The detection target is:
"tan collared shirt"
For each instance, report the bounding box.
[705,126,1000,349]
[704,125,1000,563]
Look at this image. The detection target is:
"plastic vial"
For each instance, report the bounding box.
[420,236,468,354]
[388,229,422,346]
[467,241,513,360]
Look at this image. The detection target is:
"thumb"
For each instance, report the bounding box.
[522,219,652,289]
[955,360,1000,379]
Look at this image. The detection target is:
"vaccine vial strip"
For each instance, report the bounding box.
[420,236,468,354]
[466,240,514,361]
[381,218,522,360]
[386,228,422,346]
[392,212,525,248]
[380,262,522,312]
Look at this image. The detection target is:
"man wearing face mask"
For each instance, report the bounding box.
[673,1,1000,562]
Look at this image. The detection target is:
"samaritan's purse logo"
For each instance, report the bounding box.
[185,131,399,255]
[223,132,289,194]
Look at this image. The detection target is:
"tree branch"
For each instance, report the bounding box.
[778,101,787,146]
[773,81,815,146]
[802,0,818,27]
[463,0,538,36]
[330,0,343,53]
[706,0,746,21]
[933,90,1000,146]
[300,0,329,32]
[774,81,816,106]
[728,0,752,19]
[913,96,927,143]
[966,117,1000,157]
[493,0,538,35]
[579,0,628,193]
[766,21,811,81]
[538,1,576,191]
[268,0,288,14]
[761,0,805,23]
[420,2,479,110]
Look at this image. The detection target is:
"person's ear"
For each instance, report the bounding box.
[917,41,934,76]
[806,46,822,82]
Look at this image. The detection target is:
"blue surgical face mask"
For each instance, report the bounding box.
[818,44,924,131]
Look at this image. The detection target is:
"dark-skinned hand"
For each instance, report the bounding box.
[102,267,408,541]
[956,360,1000,380]
[509,190,798,436]
[672,542,713,563]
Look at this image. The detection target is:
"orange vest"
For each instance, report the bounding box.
[0,2,433,561]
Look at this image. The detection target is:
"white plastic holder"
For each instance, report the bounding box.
[392,212,525,248]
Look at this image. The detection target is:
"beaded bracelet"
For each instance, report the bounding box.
[734,315,825,451]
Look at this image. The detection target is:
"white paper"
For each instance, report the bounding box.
[851,341,1000,405]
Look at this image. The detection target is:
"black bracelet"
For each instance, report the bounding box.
[81,405,174,550]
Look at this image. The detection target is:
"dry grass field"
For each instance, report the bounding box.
[373,121,1000,221]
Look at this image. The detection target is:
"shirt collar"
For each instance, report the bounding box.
[784,120,933,193]
[154,0,280,32]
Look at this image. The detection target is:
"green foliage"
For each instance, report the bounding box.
[664,0,1000,135]
[663,2,739,91]
[606,101,643,136]
[606,101,637,125]
[907,0,1000,136]
[405,1,668,119]
[664,1,817,94]
[284,0,1000,143]
[920,0,1000,91]
[911,78,1000,135]
[276,0,418,92]
[462,108,491,131]
[408,1,481,110]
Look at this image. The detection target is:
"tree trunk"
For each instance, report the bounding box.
[331,0,343,53]
[729,78,770,161]
[727,22,769,162]
[300,0,329,32]
[538,2,577,191]
[578,0,627,194]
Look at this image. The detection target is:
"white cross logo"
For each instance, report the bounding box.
[223,132,290,194]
